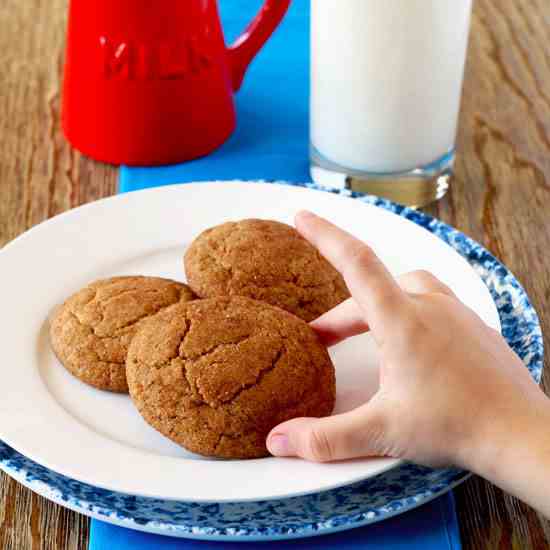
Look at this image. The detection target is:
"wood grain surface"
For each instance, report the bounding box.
[0,0,549,548]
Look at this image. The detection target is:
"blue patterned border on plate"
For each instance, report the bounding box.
[0,183,544,541]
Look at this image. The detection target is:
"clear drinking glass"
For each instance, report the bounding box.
[310,0,473,207]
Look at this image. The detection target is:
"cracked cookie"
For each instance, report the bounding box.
[126,296,336,458]
[49,276,197,393]
[183,219,350,322]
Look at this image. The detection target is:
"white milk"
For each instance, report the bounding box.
[310,0,473,174]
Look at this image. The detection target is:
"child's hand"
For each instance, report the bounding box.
[267,211,545,474]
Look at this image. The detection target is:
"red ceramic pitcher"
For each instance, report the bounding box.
[62,0,291,166]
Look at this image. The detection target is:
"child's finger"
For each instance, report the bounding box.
[310,298,369,347]
[397,270,456,297]
[295,211,408,333]
[266,401,386,462]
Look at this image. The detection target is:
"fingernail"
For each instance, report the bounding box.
[297,210,315,219]
[268,434,291,456]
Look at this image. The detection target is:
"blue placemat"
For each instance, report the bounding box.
[90,492,460,549]
[113,1,462,548]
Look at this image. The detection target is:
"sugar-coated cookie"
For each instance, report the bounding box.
[184,219,350,322]
[126,296,336,458]
[49,276,196,393]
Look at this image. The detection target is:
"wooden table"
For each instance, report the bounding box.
[1,0,549,548]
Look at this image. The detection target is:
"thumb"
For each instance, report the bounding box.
[266,405,386,462]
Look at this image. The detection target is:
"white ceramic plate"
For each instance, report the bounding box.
[0,182,500,503]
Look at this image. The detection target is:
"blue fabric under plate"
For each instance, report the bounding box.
[90,493,460,549]
[111,1,462,548]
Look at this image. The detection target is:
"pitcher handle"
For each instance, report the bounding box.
[227,0,291,91]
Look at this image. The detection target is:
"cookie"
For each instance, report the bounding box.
[184,219,350,322]
[49,276,196,393]
[126,296,336,459]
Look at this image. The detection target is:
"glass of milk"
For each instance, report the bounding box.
[310,0,473,207]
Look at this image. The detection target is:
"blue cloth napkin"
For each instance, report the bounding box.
[90,493,461,549]
[110,1,462,548]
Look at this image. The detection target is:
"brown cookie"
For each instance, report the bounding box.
[126,296,336,459]
[184,219,350,322]
[49,276,196,393]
